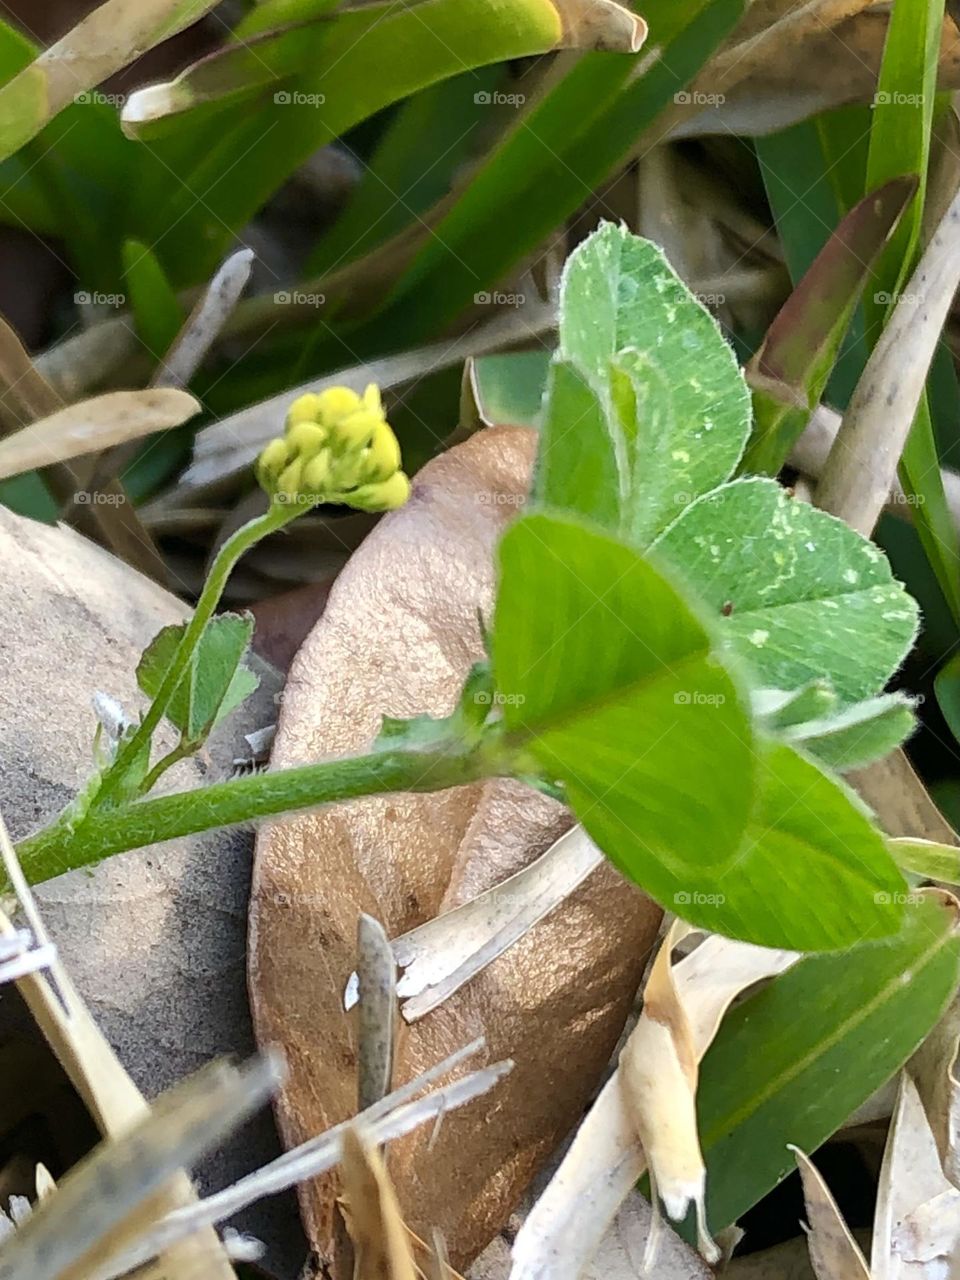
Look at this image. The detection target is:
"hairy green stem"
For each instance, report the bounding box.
[16,738,507,884]
[96,501,298,807]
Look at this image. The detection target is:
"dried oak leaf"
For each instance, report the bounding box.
[249,426,662,1272]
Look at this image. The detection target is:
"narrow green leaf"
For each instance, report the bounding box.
[698,890,960,1231]
[652,478,919,702]
[122,239,185,364]
[862,0,960,622]
[307,68,500,275]
[743,177,917,476]
[123,0,598,280]
[375,0,746,344]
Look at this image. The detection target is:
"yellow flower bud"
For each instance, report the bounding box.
[362,383,383,415]
[286,421,327,457]
[257,436,290,492]
[276,457,304,499]
[361,422,401,482]
[317,387,362,425]
[333,409,381,450]
[302,449,332,493]
[286,393,324,427]
[348,470,411,512]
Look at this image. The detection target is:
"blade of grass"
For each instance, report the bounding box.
[372,0,747,346]
[743,176,917,476]
[122,0,643,282]
[861,0,960,620]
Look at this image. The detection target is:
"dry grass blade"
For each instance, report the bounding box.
[0,810,241,1280]
[154,248,254,391]
[512,934,798,1280]
[791,405,960,533]
[0,1055,281,1280]
[357,913,396,1111]
[339,1126,418,1280]
[816,187,960,535]
[0,0,221,162]
[100,1051,513,1274]
[0,316,60,431]
[553,0,646,50]
[343,827,603,1022]
[792,1146,871,1280]
[0,388,199,482]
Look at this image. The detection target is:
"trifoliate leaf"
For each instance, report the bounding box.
[653,477,919,702]
[137,613,258,742]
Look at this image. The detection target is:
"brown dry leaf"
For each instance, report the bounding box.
[249,426,662,1274]
[339,1126,418,1280]
[512,933,798,1280]
[911,996,960,1187]
[553,0,646,50]
[793,1147,871,1280]
[669,7,960,140]
[619,921,715,1262]
[618,926,798,1267]
[0,388,199,482]
[873,1074,960,1280]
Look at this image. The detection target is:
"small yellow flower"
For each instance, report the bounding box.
[276,457,304,499]
[302,449,332,493]
[257,437,290,491]
[348,471,411,512]
[317,387,362,423]
[286,421,327,456]
[257,383,410,515]
[361,422,402,483]
[286,392,324,428]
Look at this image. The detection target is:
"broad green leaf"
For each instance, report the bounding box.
[743,177,916,477]
[122,239,184,364]
[137,614,258,742]
[779,694,915,771]
[709,740,904,949]
[697,890,960,1232]
[492,511,756,937]
[652,478,919,702]
[891,837,960,884]
[557,224,750,541]
[535,360,620,528]
[493,513,904,947]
